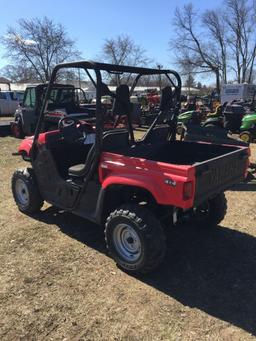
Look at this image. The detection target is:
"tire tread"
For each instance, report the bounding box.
[105,204,166,274]
[12,168,43,214]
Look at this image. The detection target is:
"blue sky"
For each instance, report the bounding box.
[0,0,223,81]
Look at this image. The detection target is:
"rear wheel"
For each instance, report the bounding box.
[239,131,251,143]
[191,192,227,228]
[105,204,166,274]
[12,168,43,213]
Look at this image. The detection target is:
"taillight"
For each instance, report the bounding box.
[183,181,193,200]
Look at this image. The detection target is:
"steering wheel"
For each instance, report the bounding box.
[58,116,87,142]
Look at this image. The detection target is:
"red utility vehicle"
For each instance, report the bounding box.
[12,61,249,274]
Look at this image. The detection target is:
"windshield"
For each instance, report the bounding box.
[47,88,76,107]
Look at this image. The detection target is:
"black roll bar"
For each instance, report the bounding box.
[31,60,182,160]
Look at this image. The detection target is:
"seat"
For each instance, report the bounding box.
[142,86,174,144]
[112,85,131,117]
[143,125,170,143]
[131,103,142,125]
[67,163,85,177]
[68,129,129,177]
[159,86,173,112]
[112,85,134,137]
[102,129,129,152]
[68,142,95,177]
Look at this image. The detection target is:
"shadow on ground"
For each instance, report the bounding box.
[35,206,256,336]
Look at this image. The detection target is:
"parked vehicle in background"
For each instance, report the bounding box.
[14,91,25,103]
[202,104,226,129]
[11,84,94,138]
[177,110,203,134]
[239,113,256,143]
[221,83,256,104]
[0,91,20,116]
[202,102,256,144]
[139,91,161,126]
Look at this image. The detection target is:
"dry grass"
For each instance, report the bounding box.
[0,136,256,340]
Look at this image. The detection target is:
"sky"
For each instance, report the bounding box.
[0,0,223,82]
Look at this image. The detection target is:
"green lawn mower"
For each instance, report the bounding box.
[177,110,204,134]
[239,112,256,143]
[202,103,256,144]
[201,104,226,129]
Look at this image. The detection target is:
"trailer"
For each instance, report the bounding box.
[221,83,256,104]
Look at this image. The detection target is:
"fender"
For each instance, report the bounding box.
[101,172,194,208]
[102,174,166,204]
[18,136,33,157]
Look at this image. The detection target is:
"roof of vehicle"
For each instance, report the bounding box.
[25,83,75,90]
[53,60,179,76]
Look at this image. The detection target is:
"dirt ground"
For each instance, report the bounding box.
[0,135,256,341]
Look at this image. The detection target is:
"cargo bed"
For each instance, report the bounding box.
[118,140,240,165]
[111,140,249,207]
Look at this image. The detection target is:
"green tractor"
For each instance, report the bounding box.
[177,104,221,134]
[202,104,224,128]
[239,112,256,143]
[177,110,202,134]
[202,102,256,143]
[177,95,216,133]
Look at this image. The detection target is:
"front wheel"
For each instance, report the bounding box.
[191,192,227,228]
[176,124,183,135]
[12,168,44,214]
[105,204,166,274]
[239,131,252,143]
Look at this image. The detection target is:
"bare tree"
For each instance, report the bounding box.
[203,10,228,83]
[172,1,256,87]
[225,0,256,83]
[1,17,80,82]
[172,4,223,93]
[101,35,150,85]
[0,64,38,82]
[184,73,196,88]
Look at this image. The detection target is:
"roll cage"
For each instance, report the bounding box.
[31,61,182,160]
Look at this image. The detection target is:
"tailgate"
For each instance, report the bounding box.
[194,147,248,206]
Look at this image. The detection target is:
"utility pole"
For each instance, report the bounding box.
[157,64,163,92]
[78,68,81,89]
